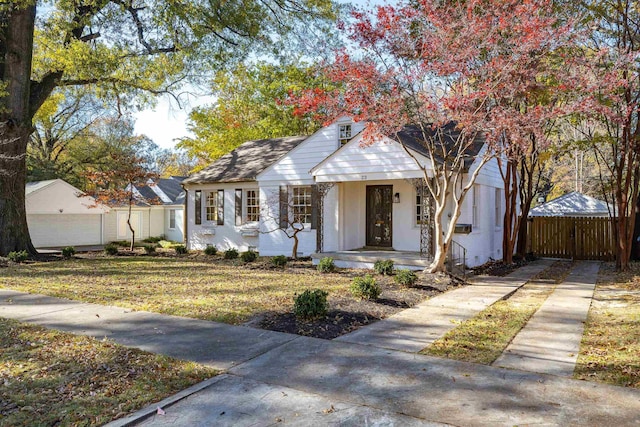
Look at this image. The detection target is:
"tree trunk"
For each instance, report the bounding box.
[127,202,135,251]
[0,5,37,256]
[291,231,299,260]
[502,160,518,264]
[0,124,36,256]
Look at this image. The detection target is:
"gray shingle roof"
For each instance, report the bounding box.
[393,123,485,168]
[182,136,308,185]
[530,192,613,217]
[134,176,185,205]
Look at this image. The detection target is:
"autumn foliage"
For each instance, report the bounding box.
[291,0,577,271]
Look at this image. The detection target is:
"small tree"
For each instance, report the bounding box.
[85,152,159,251]
[260,187,315,260]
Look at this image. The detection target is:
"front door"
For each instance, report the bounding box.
[366,185,393,247]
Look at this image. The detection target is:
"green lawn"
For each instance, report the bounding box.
[0,256,354,324]
[0,318,216,426]
[420,261,572,364]
[574,262,640,388]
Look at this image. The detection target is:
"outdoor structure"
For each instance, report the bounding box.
[103,176,186,243]
[528,192,615,261]
[530,191,614,217]
[183,120,506,269]
[25,179,109,248]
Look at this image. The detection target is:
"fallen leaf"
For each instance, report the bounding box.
[157,407,165,415]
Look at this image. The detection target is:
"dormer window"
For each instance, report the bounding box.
[339,124,352,146]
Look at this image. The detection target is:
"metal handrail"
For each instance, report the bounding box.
[446,240,467,279]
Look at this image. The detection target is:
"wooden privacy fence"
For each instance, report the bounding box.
[529,216,615,261]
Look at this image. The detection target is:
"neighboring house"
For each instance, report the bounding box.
[182,120,506,269]
[26,179,109,248]
[530,192,614,218]
[103,176,186,243]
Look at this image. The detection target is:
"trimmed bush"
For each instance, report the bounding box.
[112,240,130,247]
[174,245,188,254]
[241,250,258,263]
[374,259,394,275]
[104,243,119,255]
[204,245,218,256]
[143,244,157,254]
[7,250,28,263]
[143,236,163,243]
[294,289,329,319]
[158,240,176,249]
[394,269,418,287]
[271,255,287,267]
[224,248,239,259]
[317,257,335,273]
[350,275,382,300]
[61,246,76,258]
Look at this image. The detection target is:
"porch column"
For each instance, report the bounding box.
[315,182,335,253]
[406,178,434,259]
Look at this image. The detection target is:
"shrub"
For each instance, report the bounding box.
[224,248,239,259]
[7,250,28,263]
[143,244,156,254]
[112,240,130,247]
[374,259,394,275]
[61,246,76,258]
[104,244,119,255]
[317,257,335,273]
[294,289,329,319]
[174,245,187,255]
[204,245,218,256]
[394,269,418,287]
[271,255,287,267]
[350,275,382,300]
[143,236,163,243]
[241,250,258,263]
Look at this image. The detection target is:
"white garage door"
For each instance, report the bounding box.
[27,214,102,248]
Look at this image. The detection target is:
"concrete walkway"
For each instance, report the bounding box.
[0,289,296,370]
[493,261,600,376]
[130,336,640,427]
[335,259,555,352]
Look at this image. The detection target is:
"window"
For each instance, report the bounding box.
[195,190,202,225]
[205,190,224,225]
[292,186,313,224]
[245,189,259,222]
[339,124,352,146]
[169,209,176,229]
[472,185,480,229]
[415,192,431,225]
[495,188,502,228]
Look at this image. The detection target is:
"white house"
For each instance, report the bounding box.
[26,179,109,248]
[183,120,506,269]
[103,176,186,243]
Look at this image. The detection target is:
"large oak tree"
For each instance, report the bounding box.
[0,0,337,256]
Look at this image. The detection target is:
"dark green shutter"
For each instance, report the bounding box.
[235,189,242,226]
[279,186,288,228]
[195,190,202,225]
[310,185,319,230]
[217,190,224,225]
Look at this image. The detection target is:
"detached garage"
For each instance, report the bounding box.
[26,179,109,248]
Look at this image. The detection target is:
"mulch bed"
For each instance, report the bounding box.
[254,273,461,340]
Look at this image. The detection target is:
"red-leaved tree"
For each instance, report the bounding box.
[292,0,575,272]
[85,152,159,251]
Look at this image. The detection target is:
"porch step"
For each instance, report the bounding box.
[311,251,430,270]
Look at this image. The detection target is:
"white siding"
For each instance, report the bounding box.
[26,179,108,215]
[164,207,184,242]
[185,183,260,252]
[313,134,427,182]
[259,121,365,185]
[103,208,152,243]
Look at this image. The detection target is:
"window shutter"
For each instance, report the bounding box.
[279,186,288,228]
[217,190,224,225]
[195,190,202,225]
[310,185,319,230]
[235,189,242,226]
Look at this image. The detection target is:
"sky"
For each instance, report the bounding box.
[132,0,390,150]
